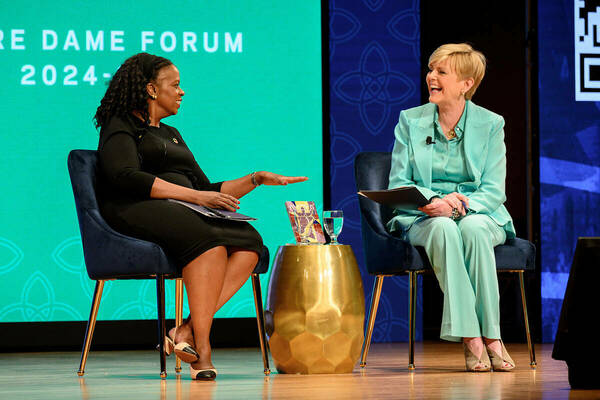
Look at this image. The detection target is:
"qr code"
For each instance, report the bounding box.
[575,0,600,101]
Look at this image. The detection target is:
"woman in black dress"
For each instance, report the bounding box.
[94,53,307,380]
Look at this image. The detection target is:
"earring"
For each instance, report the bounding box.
[151,94,157,100]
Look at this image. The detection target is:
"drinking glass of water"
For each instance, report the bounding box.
[323,210,343,244]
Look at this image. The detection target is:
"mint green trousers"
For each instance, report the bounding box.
[407,214,506,342]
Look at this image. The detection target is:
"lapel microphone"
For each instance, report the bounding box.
[426,136,436,145]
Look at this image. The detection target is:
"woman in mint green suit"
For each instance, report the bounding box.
[387,43,516,372]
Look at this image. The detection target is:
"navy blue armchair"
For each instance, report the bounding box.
[68,150,271,378]
[354,151,536,370]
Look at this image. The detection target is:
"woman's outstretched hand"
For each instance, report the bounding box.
[192,191,240,211]
[255,171,309,186]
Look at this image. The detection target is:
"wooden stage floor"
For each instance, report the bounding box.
[1,342,598,399]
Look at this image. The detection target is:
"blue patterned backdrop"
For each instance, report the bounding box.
[539,0,600,342]
[328,0,422,342]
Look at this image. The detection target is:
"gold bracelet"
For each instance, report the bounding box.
[451,207,460,220]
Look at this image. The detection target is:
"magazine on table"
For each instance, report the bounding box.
[168,199,256,221]
[284,200,326,243]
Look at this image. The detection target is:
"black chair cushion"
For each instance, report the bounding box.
[494,238,536,271]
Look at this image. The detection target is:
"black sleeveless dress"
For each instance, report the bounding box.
[96,115,263,269]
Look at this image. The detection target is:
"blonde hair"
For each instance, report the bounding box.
[428,43,486,100]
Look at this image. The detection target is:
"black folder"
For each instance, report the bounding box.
[168,199,256,221]
[357,187,429,209]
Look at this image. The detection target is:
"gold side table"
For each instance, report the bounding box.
[265,244,365,374]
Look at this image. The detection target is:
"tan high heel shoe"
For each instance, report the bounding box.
[165,326,199,363]
[463,342,491,372]
[164,335,175,356]
[486,341,515,372]
[189,365,217,381]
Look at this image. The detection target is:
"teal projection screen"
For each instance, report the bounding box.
[0,2,323,322]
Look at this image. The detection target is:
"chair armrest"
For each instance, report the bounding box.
[84,208,145,243]
[357,196,392,236]
[359,213,425,275]
[79,208,177,279]
[252,246,270,274]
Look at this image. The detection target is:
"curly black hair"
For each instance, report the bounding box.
[94,53,172,129]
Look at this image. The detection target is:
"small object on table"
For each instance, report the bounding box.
[323,210,344,244]
[284,201,325,244]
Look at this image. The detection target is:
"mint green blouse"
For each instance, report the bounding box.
[430,102,469,197]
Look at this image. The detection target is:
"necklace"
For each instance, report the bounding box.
[446,128,457,140]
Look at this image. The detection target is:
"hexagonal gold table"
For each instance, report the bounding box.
[265,244,365,374]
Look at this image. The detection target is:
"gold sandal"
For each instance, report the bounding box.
[463,342,491,372]
[164,335,175,356]
[486,341,515,372]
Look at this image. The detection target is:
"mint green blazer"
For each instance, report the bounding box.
[387,101,516,238]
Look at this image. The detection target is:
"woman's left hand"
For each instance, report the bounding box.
[442,192,469,216]
[256,171,308,186]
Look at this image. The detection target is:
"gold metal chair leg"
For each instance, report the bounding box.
[518,271,537,368]
[156,275,167,379]
[77,280,105,376]
[174,278,184,373]
[251,273,271,375]
[360,275,385,368]
[408,271,418,371]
